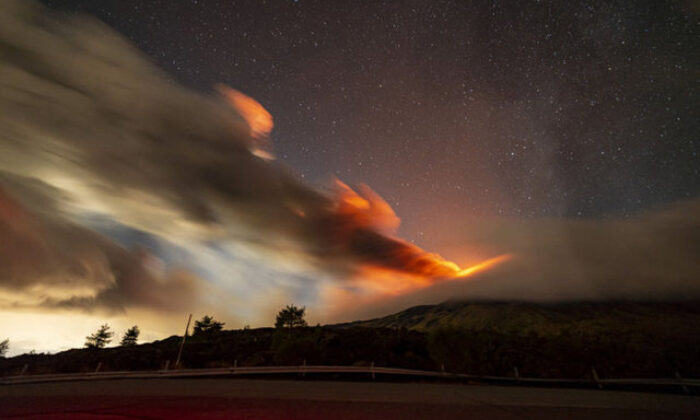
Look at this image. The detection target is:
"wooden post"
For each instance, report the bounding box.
[94,362,102,373]
[20,364,28,376]
[513,366,520,382]
[441,364,446,376]
[163,360,170,371]
[675,372,690,394]
[175,314,192,369]
[591,367,602,389]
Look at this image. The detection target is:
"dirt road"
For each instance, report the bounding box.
[2,378,698,419]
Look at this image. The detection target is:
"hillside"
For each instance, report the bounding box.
[335,300,700,339]
[334,300,700,378]
[2,301,700,380]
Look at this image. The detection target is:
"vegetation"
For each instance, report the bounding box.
[275,305,307,329]
[0,338,8,357]
[193,315,224,337]
[272,304,311,363]
[120,326,140,346]
[1,302,699,381]
[85,324,114,349]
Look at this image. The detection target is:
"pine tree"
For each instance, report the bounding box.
[85,324,114,349]
[275,305,308,329]
[193,315,224,337]
[120,325,140,346]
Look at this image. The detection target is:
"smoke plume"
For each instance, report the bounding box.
[0,1,473,312]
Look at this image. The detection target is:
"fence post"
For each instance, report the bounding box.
[591,368,602,389]
[371,361,375,380]
[513,366,520,382]
[94,362,102,373]
[20,364,29,376]
[175,314,192,369]
[675,372,690,394]
[163,360,170,372]
[441,364,446,376]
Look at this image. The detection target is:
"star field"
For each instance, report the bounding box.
[42,0,698,240]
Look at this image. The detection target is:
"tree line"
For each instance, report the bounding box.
[81,305,306,350]
[0,306,307,357]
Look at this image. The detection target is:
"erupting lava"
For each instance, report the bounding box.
[454,254,511,278]
[331,180,511,293]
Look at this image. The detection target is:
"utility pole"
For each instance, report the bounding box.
[175,313,192,369]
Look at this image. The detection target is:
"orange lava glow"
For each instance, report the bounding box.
[455,254,512,277]
[353,254,511,296]
[330,180,512,293]
[359,253,512,294]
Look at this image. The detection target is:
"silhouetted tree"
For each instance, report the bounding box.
[85,324,113,349]
[120,325,140,346]
[275,305,307,330]
[193,315,224,337]
[0,338,8,357]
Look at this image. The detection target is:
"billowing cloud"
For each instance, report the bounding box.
[0,0,484,315]
[0,173,206,312]
[0,0,315,246]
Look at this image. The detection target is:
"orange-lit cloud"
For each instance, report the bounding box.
[325,180,511,289]
[332,179,400,233]
[218,86,275,160]
[219,86,274,139]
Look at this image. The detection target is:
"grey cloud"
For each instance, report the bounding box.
[0,0,319,238]
[0,172,205,312]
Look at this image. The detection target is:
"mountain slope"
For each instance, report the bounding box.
[335,300,700,339]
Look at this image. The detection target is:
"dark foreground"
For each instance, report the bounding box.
[6,302,700,381]
[1,379,699,419]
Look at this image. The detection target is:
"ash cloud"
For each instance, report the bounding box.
[0,0,457,312]
[0,0,321,241]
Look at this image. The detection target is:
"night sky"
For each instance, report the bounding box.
[41,0,698,242]
[0,0,698,354]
